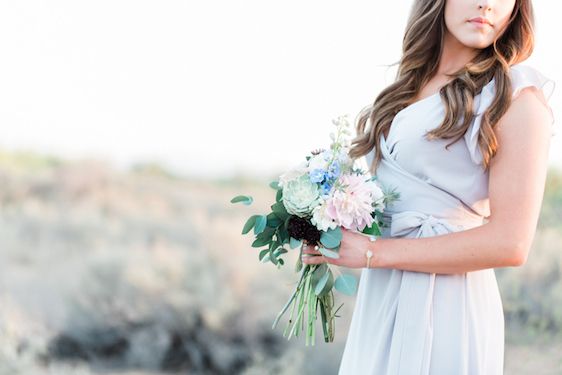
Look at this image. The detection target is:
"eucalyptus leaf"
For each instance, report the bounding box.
[310,264,327,290]
[271,201,288,217]
[289,237,303,249]
[256,226,275,240]
[274,247,288,256]
[276,189,283,202]
[318,246,340,259]
[310,263,328,286]
[254,215,267,235]
[252,237,271,248]
[277,227,290,244]
[320,227,342,249]
[334,274,358,296]
[269,180,281,190]
[242,215,258,235]
[259,248,269,261]
[295,247,304,272]
[315,269,334,296]
[230,195,253,205]
[269,249,278,265]
[266,212,281,228]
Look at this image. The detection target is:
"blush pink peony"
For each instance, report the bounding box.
[324,174,382,231]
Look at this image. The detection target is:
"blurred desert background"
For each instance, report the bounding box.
[0,150,561,374]
[1,0,562,374]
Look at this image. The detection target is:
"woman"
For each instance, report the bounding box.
[301,0,555,373]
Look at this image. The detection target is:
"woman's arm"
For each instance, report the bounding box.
[302,87,553,274]
[372,86,553,274]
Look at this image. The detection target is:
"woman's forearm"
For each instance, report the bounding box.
[371,222,524,274]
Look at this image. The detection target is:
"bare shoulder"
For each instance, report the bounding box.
[493,86,553,143]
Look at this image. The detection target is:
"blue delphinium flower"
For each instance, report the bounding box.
[327,162,341,180]
[320,181,332,195]
[309,168,325,184]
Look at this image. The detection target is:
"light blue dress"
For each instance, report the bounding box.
[338,63,555,375]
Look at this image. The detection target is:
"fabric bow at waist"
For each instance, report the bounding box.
[384,210,483,238]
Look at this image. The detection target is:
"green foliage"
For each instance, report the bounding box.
[266,212,281,228]
[252,237,270,248]
[254,215,267,235]
[242,215,258,235]
[271,201,288,219]
[320,227,342,249]
[362,221,381,236]
[313,266,334,297]
[334,274,358,296]
[258,249,269,261]
[289,237,302,249]
[230,195,254,205]
[319,246,340,259]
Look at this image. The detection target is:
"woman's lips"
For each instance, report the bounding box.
[468,17,493,27]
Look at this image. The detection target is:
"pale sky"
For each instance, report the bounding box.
[0,1,559,179]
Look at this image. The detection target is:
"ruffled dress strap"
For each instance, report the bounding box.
[464,63,556,166]
[510,64,556,123]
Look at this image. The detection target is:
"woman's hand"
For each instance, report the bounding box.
[301,228,378,269]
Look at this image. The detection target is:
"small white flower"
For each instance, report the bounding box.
[310,199,338,232]
[278,161,308,188]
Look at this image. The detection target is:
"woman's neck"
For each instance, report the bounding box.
[437,30,479,75]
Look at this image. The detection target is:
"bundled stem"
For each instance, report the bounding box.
[273,261,337,345]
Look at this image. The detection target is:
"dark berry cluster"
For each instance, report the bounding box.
[287,215,321,245]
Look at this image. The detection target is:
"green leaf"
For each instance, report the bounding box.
[314,268,334,296]
[274,246,288,255]
[252,237,271,248]
[271,201,288,216]
[256,226,275,240]
[266,213,281,228]
[258,248,269,261]
[242,215,258,235]
[269,250,278,265]
[277,227,289,244]
[318,246,340,259]
[231,195,253,205]
[361,223,381,236]
[269,180,281,190]
[334,274,358,296]
[320,227,342,249]
[254,215,267,235]
[275,189,283,202]
[289,237,303,249]
[310,264,327,289]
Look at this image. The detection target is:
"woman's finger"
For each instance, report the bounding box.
[302,244,321,255]
[301,254,326,265]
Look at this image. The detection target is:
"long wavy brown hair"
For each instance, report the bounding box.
[349,0,535,173]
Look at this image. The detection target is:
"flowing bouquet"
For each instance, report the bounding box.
[231,114,399,345]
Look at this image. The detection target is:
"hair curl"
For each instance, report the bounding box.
[349,0,534,173]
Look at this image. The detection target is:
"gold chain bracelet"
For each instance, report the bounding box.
[365,235,377,268]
